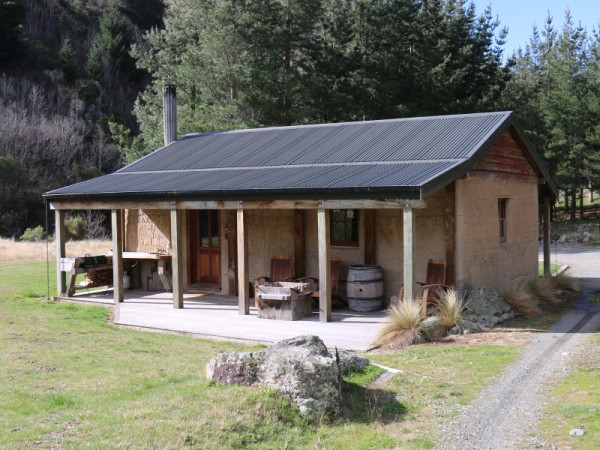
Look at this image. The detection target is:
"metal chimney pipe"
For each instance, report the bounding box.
[163,84,177,146]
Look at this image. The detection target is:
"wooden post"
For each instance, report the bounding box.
[237,208,249,315]
[294,210,305,277]
[318,206,331,322]
[444,183,456,285]
[364,209,376,264]
[543,197,551,278]
[55,210,66,296]
[226,210,238,296]
[403,207,416,303]
[171,208,184,308]
[111,209,124,304]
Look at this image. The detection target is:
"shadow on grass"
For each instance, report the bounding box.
[342,380,407,424]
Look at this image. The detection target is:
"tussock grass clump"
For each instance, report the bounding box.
[373,299,423,349]
[433,287,465,328]
[527,277,562,305]
[502,280,543,316]
[551,270,580,294]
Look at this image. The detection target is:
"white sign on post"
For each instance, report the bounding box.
[60,257,76,272]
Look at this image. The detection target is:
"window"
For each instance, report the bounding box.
[331,209,359,246]
[498,199,508,242]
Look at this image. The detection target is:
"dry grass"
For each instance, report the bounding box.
[550,269,581,294]
[0,238,111,261]
[433,287,465,328]
[526,277,562,305]
[372,299,423,349]
[501,280,543,316]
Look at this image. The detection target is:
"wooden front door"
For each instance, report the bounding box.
[188,210,221,287]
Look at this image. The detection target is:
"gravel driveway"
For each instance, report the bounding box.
[437,244,600,449]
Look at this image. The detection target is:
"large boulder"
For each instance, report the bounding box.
[463,285,514,327]
[206,335,347,418]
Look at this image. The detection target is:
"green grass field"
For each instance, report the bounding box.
[0,260,524,449]
[538,261,561,276]
[540,330,600,449]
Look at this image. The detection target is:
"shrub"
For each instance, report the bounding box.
[527,277,562,305]
[502,280,543,316]
[433,287,465,328]
[19,226,45,242]
[372,299,423,349]
[551,270,580,294]
[66,216,86,240]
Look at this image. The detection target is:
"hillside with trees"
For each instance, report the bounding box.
[0,0,163,237]
[1,0,599,239]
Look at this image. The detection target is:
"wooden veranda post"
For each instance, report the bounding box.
[543,197,551,278]
[237,207,249,315]
[294,210,305,277]
[318,206,331,322]
[403,207,416,304]
[170,208,184,308]
[226,210,238,296]
[55,210,66,296]
[111,209,124,304]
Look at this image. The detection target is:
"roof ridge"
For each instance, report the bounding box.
[179,111,513,138]
[117,158,465,175]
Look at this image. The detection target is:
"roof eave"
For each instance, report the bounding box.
[44,185,423,204]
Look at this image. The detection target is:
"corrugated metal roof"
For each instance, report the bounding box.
[46,111,554,201]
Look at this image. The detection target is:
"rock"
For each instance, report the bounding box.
[577,223,592,233]
[421,316,450,341]
[569,428,585,436]
[557,234,568,244]
[206,335,343,418]
[581,231,593,242]
[337,350,369,374]
[448,319,483,335]
[206,351,263,385]
[463,285,514,327]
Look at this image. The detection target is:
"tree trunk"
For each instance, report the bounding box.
[579,188,584,220]
[570,190,577,222]
[564,191,569,213]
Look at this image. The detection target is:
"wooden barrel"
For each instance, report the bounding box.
[346,265,384,312]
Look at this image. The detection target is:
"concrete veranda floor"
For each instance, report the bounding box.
[65,289,386,351]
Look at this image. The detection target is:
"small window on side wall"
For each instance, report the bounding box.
[331,209,359,246]
[498,199,508,243]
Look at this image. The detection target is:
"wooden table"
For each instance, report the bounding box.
[61,252,172,296]
[255,282,313,321]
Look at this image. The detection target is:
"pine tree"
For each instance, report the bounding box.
[0,0,26,64]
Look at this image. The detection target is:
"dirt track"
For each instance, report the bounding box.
[437,245,600,449]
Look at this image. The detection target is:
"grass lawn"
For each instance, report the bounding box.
[538,261,561,276]
[539,330,600,449]
[1,260,525,449]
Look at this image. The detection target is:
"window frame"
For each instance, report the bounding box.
[498,198,508,243]
[330,209,359,247]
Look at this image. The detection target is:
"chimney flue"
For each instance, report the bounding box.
[163,84,177,146]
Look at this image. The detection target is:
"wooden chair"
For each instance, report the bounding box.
[398,259,449,317]
[299,257,345,305]
[254,256,294,307]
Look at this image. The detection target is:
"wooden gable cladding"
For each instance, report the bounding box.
[469,129,540,183]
